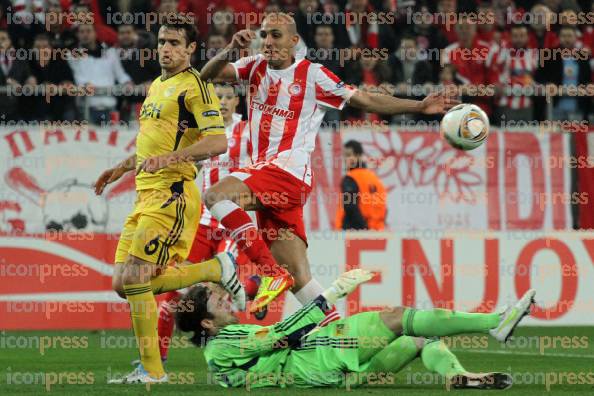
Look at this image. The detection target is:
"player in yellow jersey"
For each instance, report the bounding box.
[93,18,245,384]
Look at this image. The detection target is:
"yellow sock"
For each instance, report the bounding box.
[151,258,222,294]
[123,282,164,378]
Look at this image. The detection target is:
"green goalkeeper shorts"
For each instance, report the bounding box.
[281,311,398,388]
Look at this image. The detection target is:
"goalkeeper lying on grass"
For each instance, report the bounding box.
[176,270,535,390]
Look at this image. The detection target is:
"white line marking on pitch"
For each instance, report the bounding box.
[455,349,594,359]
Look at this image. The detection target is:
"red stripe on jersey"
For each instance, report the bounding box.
[249,61,268,104]
[209,154,220,187]
[247,136,253,159]
[237,60,256,81]
[257,78,282,162]
[369,32,378,49]
[228,120,245,171]
[248,61,268,160]
[320,66,341,83]
[518,57,525,108]
[315,84,345,108]
[278,61,310,153]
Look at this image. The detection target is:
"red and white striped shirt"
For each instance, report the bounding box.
[488,46,538,109]
[231,54,355,186]
[199,113,250,227]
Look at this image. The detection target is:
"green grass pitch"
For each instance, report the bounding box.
[1,327,593,395]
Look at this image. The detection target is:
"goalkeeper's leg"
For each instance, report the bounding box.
[360,336,467,381]
[379,288,534,341]
[344,313,468,388]
[381,306,500,337]
[348,311,471,376]
[362,337,511,390]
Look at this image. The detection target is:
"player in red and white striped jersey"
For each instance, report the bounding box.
[200,12,458,314]
[442,16,497,116]
[156,84,255,362]
[190,85,251,256]
[488,24,538,121]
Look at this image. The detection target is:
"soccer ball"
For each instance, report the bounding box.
[440,103,489,151]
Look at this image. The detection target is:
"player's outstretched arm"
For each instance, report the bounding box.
[94,153,136,195]
[200,29,255,82]
[136,134,227,174]
[349,90,460,116]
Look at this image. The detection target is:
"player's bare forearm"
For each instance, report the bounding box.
[201,30,255,82]
[349,90,459,115]
[172,134,227,163]
[349,91,422,115]
[136,134,227,174]
[200,47,234,81]
[94,153,136,195]
[115,153,137,172]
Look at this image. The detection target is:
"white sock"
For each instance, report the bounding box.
[210,200,240,221]
[294,279,324,305]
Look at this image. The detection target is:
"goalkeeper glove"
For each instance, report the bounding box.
[321,269,373,305]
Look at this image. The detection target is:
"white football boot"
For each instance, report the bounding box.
[216,252,246,311]
[108,363,168,384]
[490,289,536,342]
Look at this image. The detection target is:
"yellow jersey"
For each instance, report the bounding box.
[136,67,225,190]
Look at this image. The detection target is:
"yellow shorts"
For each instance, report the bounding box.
[115,180,201,266]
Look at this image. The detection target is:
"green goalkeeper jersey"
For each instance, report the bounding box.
[204,299,326,388]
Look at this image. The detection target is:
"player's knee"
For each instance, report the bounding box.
[121,269,141,286]
[203,187,220,209]
[119,259,153,285]
[412,337,426,351]
[112,277,125,298]
[379,307,406,334]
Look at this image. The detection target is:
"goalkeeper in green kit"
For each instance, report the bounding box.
[176,270,535,390]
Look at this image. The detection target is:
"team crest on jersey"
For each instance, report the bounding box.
[288,82,302,96]
[228,137,236,148]
[164,86,176,97]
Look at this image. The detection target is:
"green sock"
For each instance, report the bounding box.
[421,339,467,378]
[402,308,499,337]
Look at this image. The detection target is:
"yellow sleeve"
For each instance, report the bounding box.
[185,79,225,137]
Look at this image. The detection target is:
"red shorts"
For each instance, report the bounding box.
[230,163,312,246]
[186,224,222,262]
[187,224,251,265]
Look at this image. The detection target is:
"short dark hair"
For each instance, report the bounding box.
[400,33,416,42]
[214,82,238,95]
[117,24,135,31]
[175,284,214,347]
[315,24,333,32]
[34,32,51,42]
[559,25,578,34]
[162,16,198,46]
[510,23,528,31]
[344,140,364,155]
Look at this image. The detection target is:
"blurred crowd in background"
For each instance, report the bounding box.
[0,0,592,126]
